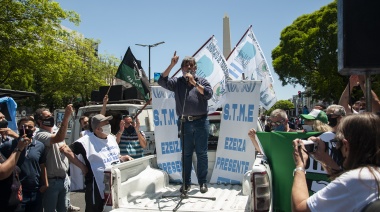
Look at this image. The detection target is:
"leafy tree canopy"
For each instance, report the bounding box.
[265,100,294,116]
[0,0,119,111]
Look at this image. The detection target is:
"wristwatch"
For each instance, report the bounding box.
[293,167,306,176]
[13,147,22,153]
[195,82,199,87]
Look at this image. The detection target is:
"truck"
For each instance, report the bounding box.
[68,102,272,212]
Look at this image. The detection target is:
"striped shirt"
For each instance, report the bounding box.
[119,129,145,159]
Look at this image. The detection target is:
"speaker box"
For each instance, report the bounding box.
[99,85,126,102]
[90,90,101,102]
[123,87,144,100]
[338,0,380,75]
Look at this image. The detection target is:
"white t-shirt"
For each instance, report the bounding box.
[307,167,380,212]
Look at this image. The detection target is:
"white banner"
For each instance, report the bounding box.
[227,26,277,110]
[151,86,198,183]
[210,80,261,184]
[178,36,229,113]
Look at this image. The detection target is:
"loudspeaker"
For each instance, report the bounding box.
[91,90,101,102]
[99,85,126,102]
[123,87,144,100]
[338,0,380,75]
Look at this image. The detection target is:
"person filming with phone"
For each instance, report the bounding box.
[158,51,213,194]
[116,115,145,160]
[291,113,380,211]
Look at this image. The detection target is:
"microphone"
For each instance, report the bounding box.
[184,71,190,82]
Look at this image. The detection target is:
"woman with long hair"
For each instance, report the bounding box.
[291,113,380,211]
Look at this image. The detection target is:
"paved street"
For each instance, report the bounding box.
[70,190,86,211]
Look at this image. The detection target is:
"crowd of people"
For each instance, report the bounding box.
[0,94,147,212]
[249,74,380,211]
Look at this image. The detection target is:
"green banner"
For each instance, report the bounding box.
[256,132,330,212]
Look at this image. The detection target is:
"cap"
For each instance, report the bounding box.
[91,114,113,130]
[300,109,328,124]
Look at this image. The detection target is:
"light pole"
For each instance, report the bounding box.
[135,41,165,83]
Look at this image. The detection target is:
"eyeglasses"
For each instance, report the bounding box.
[268,119,285,126]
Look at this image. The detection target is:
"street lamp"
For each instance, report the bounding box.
[135,41,165,82]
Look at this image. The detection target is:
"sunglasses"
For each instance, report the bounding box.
[269,119,285,126]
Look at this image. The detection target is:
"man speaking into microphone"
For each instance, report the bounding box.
[158,51,213,193]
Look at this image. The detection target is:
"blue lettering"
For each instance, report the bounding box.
[215,157,249,174]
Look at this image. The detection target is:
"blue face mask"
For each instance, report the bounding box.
[272,124,285,132]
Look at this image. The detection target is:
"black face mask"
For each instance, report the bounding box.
[125,125,135,134]
[41,117,54,127]
[18,128,34,138]
[327,114,338,127]
[0,119,8,128]
[82,124,89,131]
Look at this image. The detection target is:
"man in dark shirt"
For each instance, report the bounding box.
[15,117,47,212]
[158,52,213,193]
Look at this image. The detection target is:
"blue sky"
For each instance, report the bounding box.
[56,0,333,101]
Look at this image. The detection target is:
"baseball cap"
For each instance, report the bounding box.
[91,114,113,130]
[300,109,328,124]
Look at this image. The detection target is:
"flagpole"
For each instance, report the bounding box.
[225,25,251,61]
[132,98,151,120]
[172,35,215,77]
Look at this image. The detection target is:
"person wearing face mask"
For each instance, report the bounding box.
[248,109,295,156]
[0,112,19,144]
[300,109,332,133]
[291,113,380,211]
[268,109,296,132]
[68,114,122,212]
[33,105,87,212]
[116,115,146,159]
[158,52,213,194]
[10,117,47,212]
[306,105,347,176]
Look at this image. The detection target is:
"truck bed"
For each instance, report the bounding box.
[106,155,251,212]
[112,183,249,212]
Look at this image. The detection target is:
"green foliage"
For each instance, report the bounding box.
[265,100,294,116]
[0,0,119,111]
[272,1,348,102]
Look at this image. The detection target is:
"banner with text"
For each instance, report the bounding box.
[210,80,261,184]
[193,36,229,112]
[151,86,198,183]
[256,132,330,212]
[227,26,277,110]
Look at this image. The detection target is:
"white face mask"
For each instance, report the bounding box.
[100,124,112,136]
[302,125,313,132]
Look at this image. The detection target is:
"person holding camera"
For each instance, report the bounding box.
[291,113,380,211]
[0,112,19,144]
[0,125,31,211]
[13,117,47,212]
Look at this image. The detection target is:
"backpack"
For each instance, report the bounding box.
[0,151,23,206]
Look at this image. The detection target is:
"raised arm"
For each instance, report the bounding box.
[0,136,29,180]
[338,75,358,115]
[134,117,147,148]
[161,51,179,78]
[100,95,108,116]
[50,104,73,144]
[358,75,380,112]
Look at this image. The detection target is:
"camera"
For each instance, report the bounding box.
[300,140,317,152]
